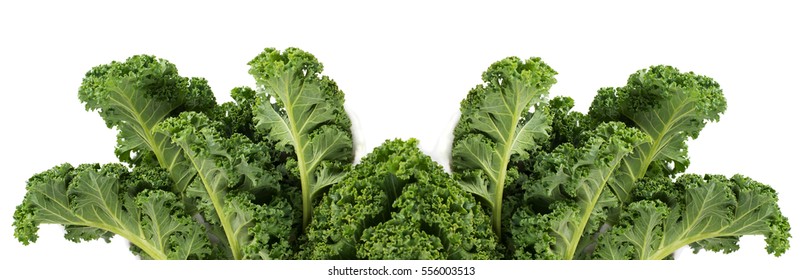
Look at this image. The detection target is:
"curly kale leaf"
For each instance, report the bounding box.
[305,139,499,260]
[594,174,790,260]
[251,47,354,228]
[12,163,210,260]
[451,56,557,236]
[77,55,217,194]
[210,86,260,140]
[588,65,727,202]
[511,122,646,259]
[543,96,592,151]
[158,112,293,259]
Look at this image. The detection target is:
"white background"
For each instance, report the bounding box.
[1,0,799,278]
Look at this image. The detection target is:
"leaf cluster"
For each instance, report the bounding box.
[452,60,791,259]
[14,49,323,259]
[13,50,790,261]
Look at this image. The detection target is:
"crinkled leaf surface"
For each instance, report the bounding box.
[251,47,353,228]
[595,174,791,260]
[589,66,727,202]
[511,123,646,259]
[451,56,556,236]
[305,139,498,260]
[13,163,210,260]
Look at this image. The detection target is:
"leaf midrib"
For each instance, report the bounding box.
[564,163,618,259]
[183,151,241,259]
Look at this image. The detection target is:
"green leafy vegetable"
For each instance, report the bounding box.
[158,112,293,259]
[595,174,790,259]
[77,56,214,193]
[304,139,499,259]
[13,163,210,260]
[451,56,556,237]
[12,49,790,261]
[251,47,354,229]
[447,57,790,260]
[510,122,646,259]
[15,51,299,259]
[588,65,727,202]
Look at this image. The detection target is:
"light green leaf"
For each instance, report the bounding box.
[511,122,646,259]
[251,48,353,228]
[451,57,556,236]
[159,113,240,259]
[13,163,209,260]
[159,112,293,260]
[595,174,791,260]
[608,91,698,202]
[77,56,204,195]
[589,66,727,203]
